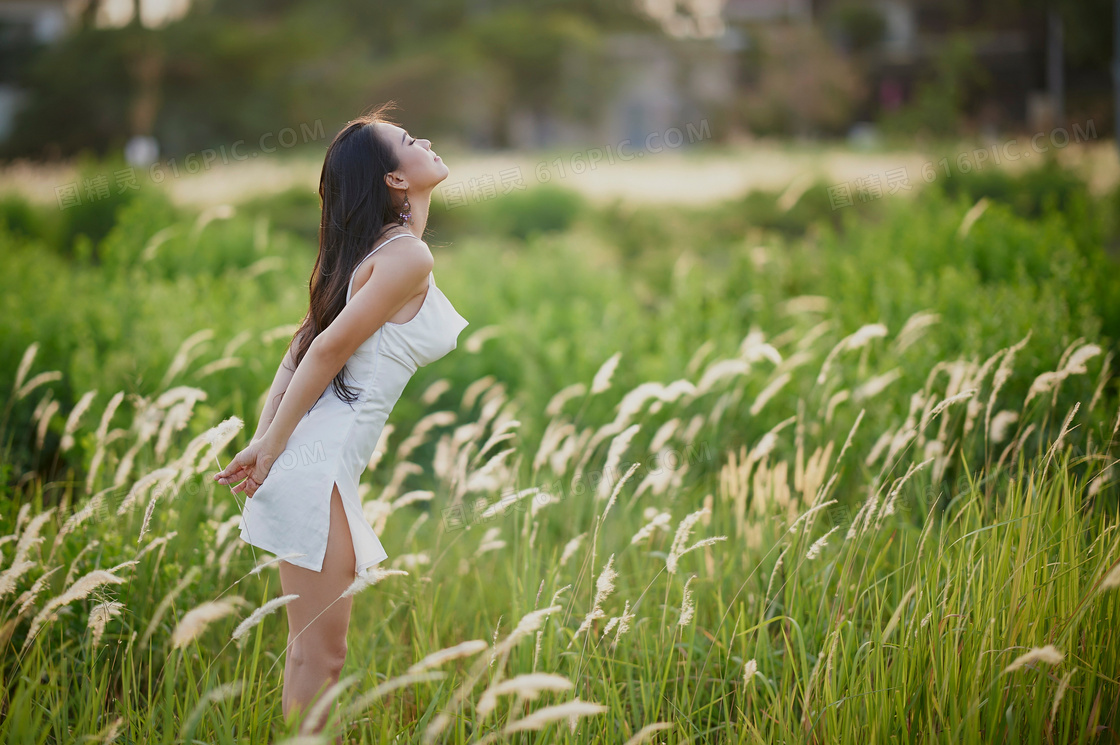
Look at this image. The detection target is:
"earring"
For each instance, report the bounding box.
[398,193,412,225]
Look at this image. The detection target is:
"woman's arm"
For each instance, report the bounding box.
[258,243,433,456]
[251,343,299,442]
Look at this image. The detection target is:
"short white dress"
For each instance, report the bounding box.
[237,233,469,576]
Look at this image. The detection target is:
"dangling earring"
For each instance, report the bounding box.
[398,192,412,225]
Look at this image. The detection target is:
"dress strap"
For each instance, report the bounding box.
[346,233,413,303]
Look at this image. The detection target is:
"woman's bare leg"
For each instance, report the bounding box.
[279,485,357,737]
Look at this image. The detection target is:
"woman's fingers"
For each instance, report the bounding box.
[216,471,242,485]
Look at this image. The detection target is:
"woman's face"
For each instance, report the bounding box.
[376,122,448,192]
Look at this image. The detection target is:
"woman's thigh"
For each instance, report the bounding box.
[279,484,357,650]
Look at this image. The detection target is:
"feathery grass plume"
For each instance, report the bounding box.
[763,545,788,605]
[630,510,671,545]
[989,410,1019,444]
[54,489,112,550]
[477,487,540,521]
[696,358,751,394]
[135,532,177,562]
[88,600,124,647]
[923,388,976,424]
[740,327,782,365]
[743,658,759,686]
[342,567,408,598]
[984,331,1031,443]
[140,566,201,649]
[750,372,792,415]
[503,698,609,733]
[893,311,940,352]
[300,674,360,734]
[170,596,246,649]
[956,196,989,238]
[12,507,55,567]
[787,499,838,535]
[342,671,447,720]
[204,415,244,454]
[160,329,214,389]
[1087,350,1114,413]
[231,594,299,642]
[23,569,128,652]
[1043,402,1080,477]
[85,393,127,494]
[15,566,59,615]
[882,585,918,641]
[476,527,507,556]
[0,560,36,600]
[876,457,935,528]
[545,383,587,417]
[679,575,697,626]
[250,552,308,576]
[94,715,124,743]
[623,723,675,745]
[666,507,716,574]
[407,639,489,674]
[32,395,59,451]
[62,539,100,587]
[597,427,641,502]
[11,341,39,393]
[463,447,516,494]
[805,525,840,560]
[1098,560,1120,592]
[117,466,178,517]
[475,419,521,462]
[155,392,207,460]
[1002,645,1064,674]
[601,461,641,520]
[17,370,62,401]
[559,533,585,568]
[136,469,181,543]
[391,488,436,512]
[260,324,301,345]
[1051,668,1076,719]
[608,600,635,646]
[571,554,618,646]
[494,604,562,657]
[591,352,622,394]
[477,673,575,717]
[95,391,126,443]
[615,382,669,424]
[816,323,888,385]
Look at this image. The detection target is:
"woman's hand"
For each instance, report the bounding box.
[213,436,282,498]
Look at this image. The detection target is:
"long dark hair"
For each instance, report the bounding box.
[281,101,413,410]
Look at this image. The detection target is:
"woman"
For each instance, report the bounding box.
[212,102,468,736]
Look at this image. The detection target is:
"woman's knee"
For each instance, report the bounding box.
[290,633,348,674]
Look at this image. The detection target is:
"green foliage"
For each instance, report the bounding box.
[879,34,991,140]
[0,155,1118,742]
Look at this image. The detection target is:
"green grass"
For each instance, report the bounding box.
[0,157,1118,743]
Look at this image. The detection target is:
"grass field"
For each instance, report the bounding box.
[1,150,1119,743]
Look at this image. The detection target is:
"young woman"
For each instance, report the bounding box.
[213,102,468,736]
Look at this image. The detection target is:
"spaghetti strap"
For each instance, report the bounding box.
[346,233,413,303]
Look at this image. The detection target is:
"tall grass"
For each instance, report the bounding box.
[0,160,1118,743]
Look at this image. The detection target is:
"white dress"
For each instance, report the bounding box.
[237,233,469,575]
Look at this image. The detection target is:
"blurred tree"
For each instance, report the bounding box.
[0,0,653,161]
[737,23,867,137]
